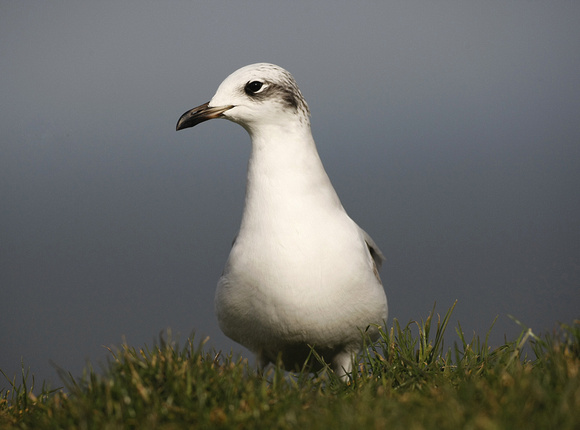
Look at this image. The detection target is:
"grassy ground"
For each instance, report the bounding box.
[1,303,579,429]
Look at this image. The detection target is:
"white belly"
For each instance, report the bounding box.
[214,211,388,355]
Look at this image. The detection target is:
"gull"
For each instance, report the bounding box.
[176,63,388,379]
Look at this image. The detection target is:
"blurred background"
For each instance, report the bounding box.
[1,1,579,391]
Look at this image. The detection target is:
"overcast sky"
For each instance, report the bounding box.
[1,1,579,391]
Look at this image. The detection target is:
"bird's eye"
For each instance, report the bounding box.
[245,81,264,94]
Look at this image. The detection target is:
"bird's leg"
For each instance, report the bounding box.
[331,350,355,382]
[255,350,271,377]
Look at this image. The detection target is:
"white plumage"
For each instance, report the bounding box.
[176,63,388,378]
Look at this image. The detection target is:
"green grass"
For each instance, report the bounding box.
[2,303,579,429]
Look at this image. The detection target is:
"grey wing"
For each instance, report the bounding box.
[360,228,385,277]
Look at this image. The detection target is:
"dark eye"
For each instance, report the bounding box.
[245,81,264,94]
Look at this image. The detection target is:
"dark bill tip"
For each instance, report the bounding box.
[176,102,234,131]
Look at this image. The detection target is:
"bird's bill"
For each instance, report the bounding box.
[176,102,234,131]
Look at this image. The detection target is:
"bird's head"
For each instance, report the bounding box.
[176,63,310,134]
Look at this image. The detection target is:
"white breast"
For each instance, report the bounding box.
[214,124,387,355]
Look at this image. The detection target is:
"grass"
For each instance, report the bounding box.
[1,302,579,429]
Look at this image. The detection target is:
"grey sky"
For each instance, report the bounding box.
[1,1,579,391]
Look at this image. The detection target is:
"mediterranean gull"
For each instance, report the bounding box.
[176,63,388,379]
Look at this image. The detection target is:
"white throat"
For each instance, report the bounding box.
[238,121,344,239]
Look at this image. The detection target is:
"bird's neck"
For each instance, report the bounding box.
[239,123,343,233]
